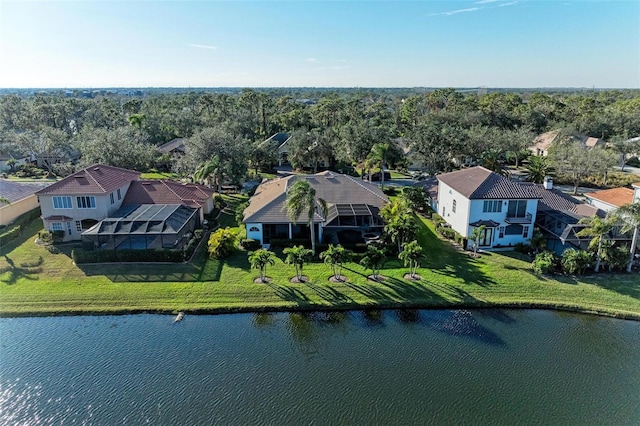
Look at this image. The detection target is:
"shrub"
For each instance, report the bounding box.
[514,242,531,254]
[183,229,205,260]
[561,249,593,275]
[438,227,457,240]
[207,227,238,258]
[38,230,53,244]
[52,230,65,244]
[235,201,249,225]
[431,214,445,227]
[382,186,399,196]
[269,238,311,249]
[0,225,21,247]
[532,251,558,275]
[402,187,429,212]
[240,238,261,251]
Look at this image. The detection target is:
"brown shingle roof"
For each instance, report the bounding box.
[585,187,634,208]
[243,171,388,224]
[437,166,539,200]
[36,164,140,196]
[122,180,215,209]
[520,183,602,218]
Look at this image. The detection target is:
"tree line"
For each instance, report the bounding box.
[1,88,639,184]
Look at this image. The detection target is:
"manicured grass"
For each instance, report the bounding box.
[139,170,178,180]
[1,206,640,319]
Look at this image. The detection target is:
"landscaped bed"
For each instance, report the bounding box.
[1,196,640,319]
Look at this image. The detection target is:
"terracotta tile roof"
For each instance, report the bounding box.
[632,182,640,189]
[122,180,215,209]
[36,164,140,196]
[0,179,51,203]
[243,171,388,224]
[585,187,634,208]
[437,166,540,200]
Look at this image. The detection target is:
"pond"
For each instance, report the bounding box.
[1,309,639,424]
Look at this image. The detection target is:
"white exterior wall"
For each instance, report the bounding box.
[633,186,640,203]
[38,182,133,241]
[437,181,471,237]
[467,198,539,248]
[585,197,616,213]
[246,223,263,245]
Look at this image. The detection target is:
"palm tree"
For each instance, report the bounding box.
[525,155,552,184]
[470,225,486,257]
[360,245,386,281]
[194,155,222,191]
[613,201,640,272]
[285,179,328,254]
[248,249,276,283]
[319,244,351,281]
[399,240,424,279]
[283,245,314,282]
[368,142,390,189]
[576,215,616,272]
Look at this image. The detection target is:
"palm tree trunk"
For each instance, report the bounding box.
[627,226,639,273]
[595,238,602,272]
[310,222,316,254]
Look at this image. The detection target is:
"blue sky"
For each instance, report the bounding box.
[1,1,638,88]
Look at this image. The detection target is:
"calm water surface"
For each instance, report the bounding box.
[1,309,639,425]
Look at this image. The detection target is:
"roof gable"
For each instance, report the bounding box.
[438,166,539,200]
[36,164,141,196]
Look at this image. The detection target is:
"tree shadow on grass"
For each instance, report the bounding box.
[265,282,311,305]
[0,254,43,285]
[303,281,355,304]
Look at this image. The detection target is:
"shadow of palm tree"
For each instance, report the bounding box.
[1,255,43,285]
[266,282,311,305]
[303,281,354,304]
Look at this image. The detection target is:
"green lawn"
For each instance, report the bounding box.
[1,203,640,319]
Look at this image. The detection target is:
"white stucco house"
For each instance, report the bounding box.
[436,166,541,249]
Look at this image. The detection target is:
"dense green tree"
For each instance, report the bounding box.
[612,202,640,273]
[576,215,616,272]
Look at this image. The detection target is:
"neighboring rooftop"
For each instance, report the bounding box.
[122,180,215,209]
[520,183,603,218]
[437,166,540,200]
[156,138,186,155]
[0,179,52,203]
[243,171,388,224]
[35,164,141,196]
[585,187,635,209]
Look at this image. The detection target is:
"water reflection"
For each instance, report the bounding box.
[423,310,506,346]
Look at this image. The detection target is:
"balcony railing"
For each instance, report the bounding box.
[505,212,533,224]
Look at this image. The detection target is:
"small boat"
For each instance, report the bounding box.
[174,312,185,322]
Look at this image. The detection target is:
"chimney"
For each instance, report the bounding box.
[543,176,553,190]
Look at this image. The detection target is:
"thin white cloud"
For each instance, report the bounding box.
[429,7,482,16]
[339,59,348,63]
[188,44,218,50]
[306,58,318,63]
[499,1,518,6]
[475,0,499,4]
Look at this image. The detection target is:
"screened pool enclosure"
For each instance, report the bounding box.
[82,204,198,250]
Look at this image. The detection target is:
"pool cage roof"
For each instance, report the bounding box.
[325,203,379,225]
[82,204,197,236]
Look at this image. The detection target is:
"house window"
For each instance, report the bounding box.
[482,200,502,213]
[452,200,457,213]
[249,226,259,232]
[499,226,504,238]
[52,196,72,209]
[66,221,73,235]
[507,200,527,218]
[117,188,121,200]
[75,221,82,232]
[50,222,63,232]
[523,226,530,237]
[76,196,96,209]
[505,224,523,235]
[110,193,115,204]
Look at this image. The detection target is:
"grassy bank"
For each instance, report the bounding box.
[1,199,640,319]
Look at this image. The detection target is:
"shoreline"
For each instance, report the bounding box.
[2,300,639,321]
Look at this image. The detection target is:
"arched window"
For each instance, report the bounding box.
[249,226,259,232]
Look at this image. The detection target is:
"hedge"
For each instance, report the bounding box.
[72,248,185,264]
[0,225,21,247]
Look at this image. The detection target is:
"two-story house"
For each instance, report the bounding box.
[35,164,141,241]
[437,166,540,249]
